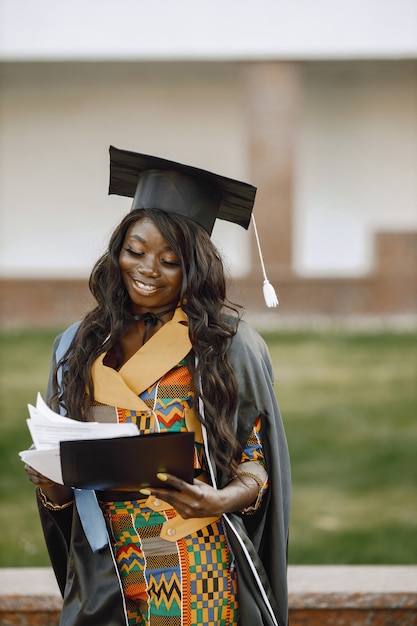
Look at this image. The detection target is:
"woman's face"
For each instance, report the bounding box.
[119,216,183,315]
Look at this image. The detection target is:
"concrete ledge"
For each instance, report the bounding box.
[288,566,417,626]
[0,568,61,626]
[0,566,416,625]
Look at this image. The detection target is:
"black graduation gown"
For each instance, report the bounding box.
[37,318,291,626]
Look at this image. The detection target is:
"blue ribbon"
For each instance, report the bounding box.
[74,489,108,553]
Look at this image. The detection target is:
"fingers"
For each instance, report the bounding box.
[140,475,218,519]
[24,464,56,488]
[156,472,190,491]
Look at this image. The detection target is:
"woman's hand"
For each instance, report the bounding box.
[24,464,73,506]
[141,472,259,519]
[24,464,58,488]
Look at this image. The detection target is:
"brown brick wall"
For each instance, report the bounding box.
[1,567,416,626]
[1,231,416,329]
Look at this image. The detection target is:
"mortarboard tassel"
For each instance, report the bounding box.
[252,216,279,308]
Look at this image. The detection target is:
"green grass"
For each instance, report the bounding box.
[0,328,61,565]
[263,330,417,564]
[0,327,416,566]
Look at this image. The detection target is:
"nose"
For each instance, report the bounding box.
[138,255,160,278]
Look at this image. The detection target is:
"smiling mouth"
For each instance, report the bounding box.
[134,280,158,292]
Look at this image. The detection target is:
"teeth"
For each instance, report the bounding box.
[135,280,157,292]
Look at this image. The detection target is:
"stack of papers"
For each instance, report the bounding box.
[19,393,195,490]
[19,393,139,484]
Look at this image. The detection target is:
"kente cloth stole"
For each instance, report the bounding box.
[90,308,192,411]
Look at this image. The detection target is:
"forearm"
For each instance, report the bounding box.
[216,474,261,516]
[25,462,74,507]
[39,484,74,507]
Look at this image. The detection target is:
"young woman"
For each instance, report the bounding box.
[25,147,291,626]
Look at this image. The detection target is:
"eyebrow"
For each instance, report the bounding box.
[129,234,146,243]
[128,234,175,252]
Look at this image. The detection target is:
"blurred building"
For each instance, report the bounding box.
[1,0,416,327]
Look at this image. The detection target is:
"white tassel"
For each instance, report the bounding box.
[252,216,279,308]
[263,279,279,308]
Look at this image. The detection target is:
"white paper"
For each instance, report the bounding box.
[19,448,64,484]
[20,392,139,482]
[26,392,138,450]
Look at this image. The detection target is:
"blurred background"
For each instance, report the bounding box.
[1,0,416,325]
[0,0,416,567]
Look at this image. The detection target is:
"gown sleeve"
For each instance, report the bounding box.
[237,416,269,514]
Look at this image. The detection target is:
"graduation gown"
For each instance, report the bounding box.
[37,315,291,626]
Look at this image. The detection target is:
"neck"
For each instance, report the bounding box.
[132,306,177,322]
[132,307,178,345]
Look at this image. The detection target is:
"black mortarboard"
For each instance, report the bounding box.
[108,145,256,235]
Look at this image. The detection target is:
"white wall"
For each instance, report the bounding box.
[1,60,416,280]
[0,62,251,278]
[1,0,416,60]
[294,61,417,276]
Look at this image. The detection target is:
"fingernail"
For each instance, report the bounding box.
[139,488,152,495]
[157,473,168,481]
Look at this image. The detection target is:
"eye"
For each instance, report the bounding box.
[162,258,181,267]
[125,247,144,257]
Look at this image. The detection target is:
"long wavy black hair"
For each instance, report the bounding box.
[54,208,243,479]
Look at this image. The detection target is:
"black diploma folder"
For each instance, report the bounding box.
[60,432,195,490]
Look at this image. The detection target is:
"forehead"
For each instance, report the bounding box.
[124,216,167,243]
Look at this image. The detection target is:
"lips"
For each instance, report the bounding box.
[134,280,158,292]
[130,278,163,298]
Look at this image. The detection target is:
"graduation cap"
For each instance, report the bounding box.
[108,145,278,307]
[109,145,256,235]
